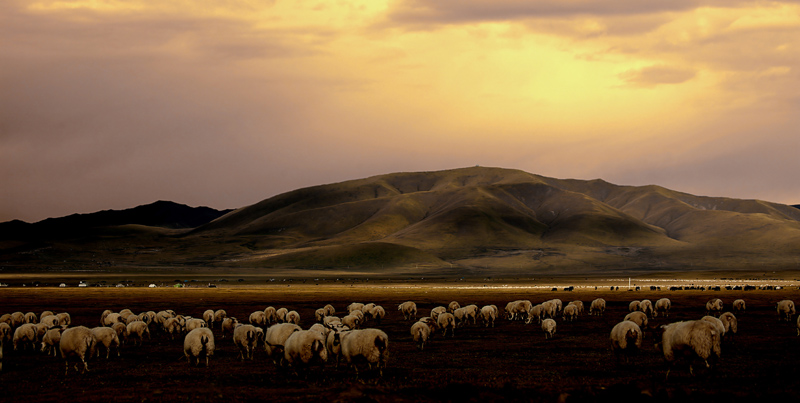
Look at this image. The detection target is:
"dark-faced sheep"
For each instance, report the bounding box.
[60,326,97,375]
[541,318,557,339]
[410,321,431,350]
[283,329,328,373]
[732,299,746,315]
[264,323,301,366]
[657,320,721,379]
[337,328,389,378]
[639,300,654,318]
[610,321,642,365]
[718,312,738,341]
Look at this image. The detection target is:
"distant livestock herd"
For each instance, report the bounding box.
[0,296,797,379]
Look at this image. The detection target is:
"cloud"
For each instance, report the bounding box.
[619,65,697,87]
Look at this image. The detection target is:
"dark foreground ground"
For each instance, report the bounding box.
[1,286,799,402]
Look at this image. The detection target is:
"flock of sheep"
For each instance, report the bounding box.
[1,295,798,380]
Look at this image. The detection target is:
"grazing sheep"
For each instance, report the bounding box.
[41,327,66,357]
[264,306,278,326]
[214,310,227,327]
[541,300,557,319]
[430,306,446,322]
[655,298,672,318]
[184,328,215,367]
[437,312,456,338]
[323,304,336,316]
[56,313,71,327]
[308,323,331,340]
[732,299,746,315]
[60,326,97,375]
[462,305,479,325]
[126,321,151,346]
[185,318,207,332]
[706,298,724,317]
[124,314,142,325]
[590,298,606,316]
[776,300,795,322]
[13,323,38,351]
[221,317,239,339]
[264,323,302,366]
[362,303,377,320]
[548,299,564,315]
[541,318,557,339]
[315,308,327,323]
[410,321,431,350]
[326,325,349,368]
[371,306,386,324]
[249,311,268,328]
[283,330,328,372]
[163,317,183,339]
[137,312,152,325]
[701,316,726,339]
[397,301,417,320]
[10,312,25,328]
[342,314,360,330]
[657,320,721,379]
[624,311,649,329]
[417,317,438,335]
[111,322,127,345]
[337,328,389,377]
[453,308,467,328]
[562,305,578,322]
[0,322,12,344]
[323,316,342,328]
[448,301,461,313]
[347,303,364,314]
[24,312,38,324]
[507,300,533,321]
[629,301,641,313]
[610,321,642,365]
[91,327,121,359]
[203,310,215,328]
[285,310,301,325]
[525,304,544,325]
[639,300,654,318]
[718,312,738,341]
[480,305,498,327]
[119,309,133,317]
[40,311,55,321]
[233,324,262,360]
[568,301,584,316]
[0,313,12,326]
[276,308,289,323]
[102,312,123,327]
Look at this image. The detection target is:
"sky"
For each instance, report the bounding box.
[2,0,799,223]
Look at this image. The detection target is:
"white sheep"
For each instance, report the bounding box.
[185,318,207,332]
[525,304,544,325]
[718,312,738,341]
[323,304,336,316]
[462,304,479,325]
[10,312,25,327]
[590,298,606,316]
[610,321,642,365]
[13,323,38,351]
[732,299,746,315]
[567,301,584,315]
[337,328,389,377]
[102,312,123,327]
[264,323,302,366]
[371,306,386,324]
[326,325,349,368]
[541,318,557,339]
[507,300,533,321]
[430,306,446,321]
[629,300,641,313]
[776,299,795,322]
[347,303,364,314]
[214,309,227,327]
[41,327,66,357]
[275,307,289,323]
[111,322,127,345]
[308,323,331,340]
[701,316,726,339]
[91,327,121,359]
[548,299,563,315]
[315,308,327,323]
[221,317,239,339]
[285,310,301,325]
[0,322,12,344]
[397,301,417,320]
[342,314,361,330]
[184,328,215,367]
[362,303,377,320]
[24,312,38,324]
[264,307,278,324]
[447,301,461,313]
[624,311,649,329]
[452,307,467,328]
[657,320,721,379]
[655,298,671,318]
[126,321,151,346]
[323,316,342,328]
[40,310,55,321]
[163,317,183,340]
[706,298,724,317]
[417,317,438,335]
[562,305,578,322]
[283,329,328,372]
[0,313,11,326]
[233,324,262,360]
[56,312,71,327]
[437,312,456,338]
[480,305,498,327]
[410,321,431,350]
[639,299,654,318]
[250,311,267,328]
[60,326,97,375]
[203,310,215,328]
[540,300,557,319]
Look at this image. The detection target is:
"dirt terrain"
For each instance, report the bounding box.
[2,285,799,402]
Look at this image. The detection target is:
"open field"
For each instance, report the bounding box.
[2,285,800,402]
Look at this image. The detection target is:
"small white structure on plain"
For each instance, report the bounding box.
[59,283,66,288]
[149,284,157,288]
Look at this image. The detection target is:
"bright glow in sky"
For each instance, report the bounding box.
[2,0,799,222]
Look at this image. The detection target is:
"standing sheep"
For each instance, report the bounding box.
[203,310,215,328]
[562,305,578,322]
[185,318,207,332]
[221,317,239,339]
[776,300,795,322]
[718,312,738,341]
[60,326,97,375]
[590,298,606,316]
[214,310,227,327]
[452,308,468,328]
[91,327,121,359]
[336,328,389,377]
[233,324,262,360]
[24,312,38,324]
[184,328,215,367]
[276,308,289,323]
[732,299,746,315]
[437,312,456,338]
[250,311,268,328]
[430,306,446,322]
[315,308,327,323]
[541,318,557,339]
[41,327,66,357]
[283,330,328,372]
[624,311,649,329]
[111,322,127,346]
[371,306,386,324]
[610,321,642,365]
[701,316,726,339]
[657,320,721,379]
[568,301,584,316]
[56,313,72,327]
[526,304,544,325]
[13,323,38,351]
[540,300,557,320]
[398,301,417,321]
[126,321,151,346]
[410,321,431,350]
[480,305,497,327]
[706,298,724,317]
[629,301,641,313]
[347,303,364,314]
[264,307,278,325]
[0,322,12,344]
[264,323,301,366]
[655,298,671,318]
[285,310,301,326]
[639,300,654,318]
[447,301,461,313]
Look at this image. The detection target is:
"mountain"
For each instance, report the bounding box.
[0,201,232,240]
[3,167,800,276]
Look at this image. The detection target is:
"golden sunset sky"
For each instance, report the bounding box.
[2,0,799,222]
